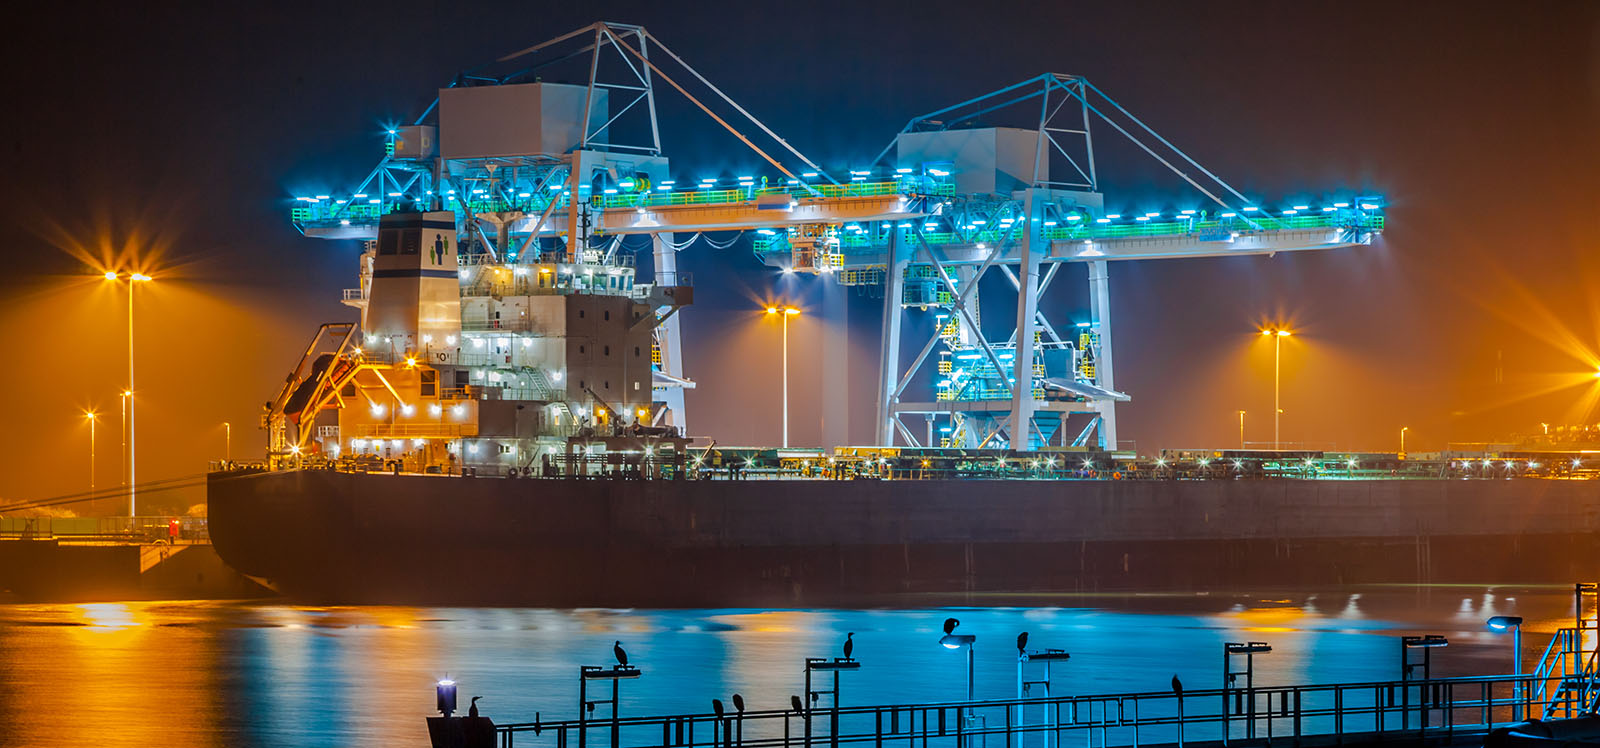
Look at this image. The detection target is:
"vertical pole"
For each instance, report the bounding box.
[876,234,907,446]
[1087,260,1116,449]
[1273,335,1281,451]
[88,415,95,495]
[127,280,136,516]
[1011,191,1041,448]
[652,233,687,433]
[821,279,850,448]
[579,673,588,748]
[612,679,621,748]
[967,644,975,701]
[831,670,841,748]
[1514,624,1523,721]
[224,422,231,461]
[782,312,790,448]
[1238,411,1245,450]
[120,393,127,494]
[805,665,814,748]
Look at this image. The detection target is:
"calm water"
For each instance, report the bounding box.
[0,586,1581,747]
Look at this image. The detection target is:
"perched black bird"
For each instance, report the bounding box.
[1017,631,1029,655]
[791,694,806,715]
[613,640,629,667]
[1171,675,1184,697]
[469,696,482,718]
[943,618,960,635]
[732,694,745,713]
[843,632,855,660]
[712,698,725,718]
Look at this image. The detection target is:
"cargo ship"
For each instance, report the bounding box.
[208,24,1600,605]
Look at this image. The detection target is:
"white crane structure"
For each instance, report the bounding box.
[289,22,1383,452]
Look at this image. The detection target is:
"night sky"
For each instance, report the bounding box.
[2,1,1597,511]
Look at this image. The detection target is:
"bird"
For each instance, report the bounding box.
[1017,631,1029,655]
[843,632,855,660]
[469,696,482,718]
[1171,675,1184,697]
[712,698,725,718]
[943,618,960,635]
[732,694,745,713]
[613,640,629,667]
[791,694,806,716]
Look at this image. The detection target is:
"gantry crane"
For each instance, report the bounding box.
[287,22,1382,451]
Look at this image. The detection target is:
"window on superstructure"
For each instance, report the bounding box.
[377,229,399,256]
[420,370,437,397]
[401,232,419,255]
[604,346,610,357]
[604,310,610,321]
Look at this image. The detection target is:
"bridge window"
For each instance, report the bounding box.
[377,230,399,256]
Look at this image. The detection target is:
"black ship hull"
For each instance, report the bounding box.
[206,470,1600,606]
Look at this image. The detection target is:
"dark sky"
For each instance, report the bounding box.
[2,1,1597,510]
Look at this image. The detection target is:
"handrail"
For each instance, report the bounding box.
[492,673,1535,748]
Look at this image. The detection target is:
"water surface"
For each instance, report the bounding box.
[0,586,1577,747]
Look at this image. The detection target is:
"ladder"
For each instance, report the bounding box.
[1532,583,1600,718]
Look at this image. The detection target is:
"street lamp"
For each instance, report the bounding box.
[1237,410,1246,449]
[1400,427,1409,456]
[1259,328,1292,450]
[766,305,801,448]
[83,410,98,495]
[1487,616,1525,720]
[103,270,153,516]
[939,623,978,700]
[223,422,231,462]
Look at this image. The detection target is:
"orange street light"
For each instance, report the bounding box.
[766,305,802,447]
[1259,327,1294,450]
[101,270,154,516]
[83,410,98,495]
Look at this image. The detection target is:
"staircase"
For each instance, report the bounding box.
[1532,583,1600,718]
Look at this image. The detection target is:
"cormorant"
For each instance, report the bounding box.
[469,696,482,718]
[791,694,806,716]
[1171,675,1184,697]
[943,617,960,635]
[712,698,725,718]
[1016,631,1029,655]
[843,632,855,660]
[613,640,629,667]
[732,694,745,713]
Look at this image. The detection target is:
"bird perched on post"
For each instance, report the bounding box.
[1016,631,1029,655]
[613,640,629,667]
[1171,675,1184,697]
[469,696,482,718]
[732,694,745,713]
[712,698,725,719]
[943,618,960,635]
[790,694,806,718]
[843,632,855,660]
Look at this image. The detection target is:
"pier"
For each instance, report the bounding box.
[424,587,1600,748]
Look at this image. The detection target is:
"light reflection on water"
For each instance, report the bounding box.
[0,586,1580,748]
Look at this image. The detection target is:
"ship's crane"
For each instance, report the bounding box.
[286,22,1382,454]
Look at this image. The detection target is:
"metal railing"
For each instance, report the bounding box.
[492,674,1536,748]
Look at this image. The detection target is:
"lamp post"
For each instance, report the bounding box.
[766,305,800,448]
[1400,427,1409,457]
[1259,328,1292,450]
[83,410,98,495]
[1488,616,1525,720]
[223,421,231,461]
[104,271,153,516]
[119,390,129,494]
[1237,410,1246,449]
[940,630,978,700]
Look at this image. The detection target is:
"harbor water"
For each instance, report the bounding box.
[0,585,1579,747]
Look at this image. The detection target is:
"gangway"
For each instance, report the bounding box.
[1531,583,1600,718]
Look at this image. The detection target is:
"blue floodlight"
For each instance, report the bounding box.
[1243,206,1259,211]
[1181,209,1196,215]
[1293,205,1309,210]
[1106,214,1121,219]
[1095,218,1110,224]
[1282,209,1298,215]
[896,168,913,174]
[801,172,818,178]
[1333,202,1350,208]
[660,180,676,186]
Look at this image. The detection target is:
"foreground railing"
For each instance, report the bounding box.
[492,674,1538,748]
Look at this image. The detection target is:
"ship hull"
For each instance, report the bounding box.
[207,470,1600,606]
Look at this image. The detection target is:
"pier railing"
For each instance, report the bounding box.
[493,674,1537,748]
